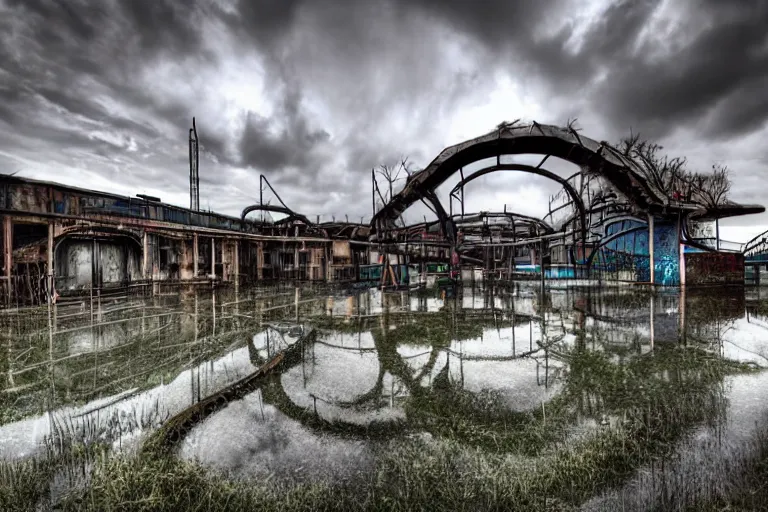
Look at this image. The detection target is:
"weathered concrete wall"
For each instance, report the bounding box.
[56,239,140,289]
[100,243,140,283]
[62,242,92,289]
[180,239,195,280]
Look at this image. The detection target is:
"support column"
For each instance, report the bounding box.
[257,242,264,281]
[294,246,299,281]
[679,234,686,287]
[649,294,655,350]
[47,222,54,303]
[180,239,193,280]
[648,214,655,284]
[193,233,199,277]
[210,238,216,279]
[3,217,11,281]
[234,240,239,288]
[142,231,149,279]
[679,282,686,343]
[715,218,720,251]
[220,240,230,282]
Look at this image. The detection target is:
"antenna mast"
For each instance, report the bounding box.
[189,117,200,211]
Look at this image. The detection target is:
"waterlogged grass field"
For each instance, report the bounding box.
[2,283,768,511]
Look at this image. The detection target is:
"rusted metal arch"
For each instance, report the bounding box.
[449,164,586,239]
[54,227,143,250]
[453,211,554,235]
[240,204,314,227]
[401,211,550,234]
[442,164,588,257]
[371,121,681,243]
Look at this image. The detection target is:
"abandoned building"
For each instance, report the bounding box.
[1,120,765,306]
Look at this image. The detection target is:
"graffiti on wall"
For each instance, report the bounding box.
[594,218,679,284]
[653,221,680,286]
[685,252,744,285]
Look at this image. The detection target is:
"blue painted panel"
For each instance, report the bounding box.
[592,219,679,284]
[653,221,680,286]
[545,266,575,278]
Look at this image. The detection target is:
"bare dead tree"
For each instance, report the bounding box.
[377,158,416,196]
[690,164,731,209]
[617,132,688,197]
[377,164,399,202]
[617,131,733,210]
[372,158,415,228]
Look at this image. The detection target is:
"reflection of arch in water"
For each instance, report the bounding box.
[54,228,143,288]
[287,328,442,410]
[263,324,447,432]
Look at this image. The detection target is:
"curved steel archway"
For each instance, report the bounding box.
[240,204,314,227]
[452,211,554,235]
[449,163,587,248]
[371,121,693,244]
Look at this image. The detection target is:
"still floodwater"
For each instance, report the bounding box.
[2,282,768,510]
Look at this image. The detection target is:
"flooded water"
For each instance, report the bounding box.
[2,282,768,510]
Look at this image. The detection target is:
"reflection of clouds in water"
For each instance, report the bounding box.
[180,393,373,484]
[450,323,541,358]
[457,360,563,412]
[722,317,768,366]
[398,338,566,413]
[0,346,257,460]
[319,331,377,350]
[418,350,564,412]
[281,344,406,425]
[287,344,380,402]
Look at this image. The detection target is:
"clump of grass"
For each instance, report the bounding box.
[0,439,110,512]
[406,385,570,456]
[59,454,354,512]
[679,421,768,511]
[0,456,55,511]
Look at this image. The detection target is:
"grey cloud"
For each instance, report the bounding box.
[1,0,767,225]
[239,83,330,172]
[375,0,768,143]
[586,0,768,140]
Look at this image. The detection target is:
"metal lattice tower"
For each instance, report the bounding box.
[189,117,200,211]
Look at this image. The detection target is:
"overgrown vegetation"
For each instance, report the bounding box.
[617,131,732,208]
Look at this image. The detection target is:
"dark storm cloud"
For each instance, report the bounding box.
[590,1,768,140]
[371,0,768,141]
[224,0,767,150]
[2,0,767,225]
[0,0,220,149]
[239,81,330,172]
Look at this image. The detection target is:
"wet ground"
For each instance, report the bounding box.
[2,281,768,510]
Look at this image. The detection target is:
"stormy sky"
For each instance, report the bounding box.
[1,0,767,241]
